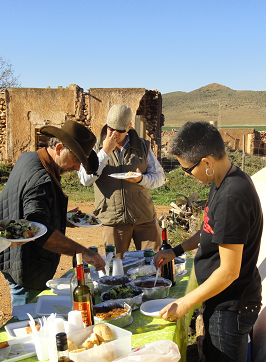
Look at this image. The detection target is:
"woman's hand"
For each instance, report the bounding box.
[159,297,190,321]
[153,249,176,269]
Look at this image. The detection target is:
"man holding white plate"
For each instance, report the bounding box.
[78,104,165,258]
[0,120,105,309]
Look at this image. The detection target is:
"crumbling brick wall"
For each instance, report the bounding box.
[136,89,163,158]
[2,85,163,164]
[0,91,7,160]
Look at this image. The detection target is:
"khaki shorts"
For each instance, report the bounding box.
[102,219,162,259]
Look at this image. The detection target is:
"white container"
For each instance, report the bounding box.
[33,335,49,361]
[112,259,124,276]
[68,323,132,362]
[127,265,158,279]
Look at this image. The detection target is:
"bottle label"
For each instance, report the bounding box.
[74,301,93,327]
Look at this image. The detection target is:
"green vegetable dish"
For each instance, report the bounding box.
[103,285,142,300]
[0,219,40,239]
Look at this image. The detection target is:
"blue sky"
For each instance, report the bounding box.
[2,0,266,94]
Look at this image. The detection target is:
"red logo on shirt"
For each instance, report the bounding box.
[203,206,214,234]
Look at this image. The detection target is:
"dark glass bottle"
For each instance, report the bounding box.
[73,253,94,326]
[89,245,98,253]
[83,264,95,305]
[70,252,77,310]
[159,220,176,286]
[56,332,74,362]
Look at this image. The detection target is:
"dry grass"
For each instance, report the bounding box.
[162,83,266,128]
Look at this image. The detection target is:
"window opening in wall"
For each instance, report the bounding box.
[35,128,50,151]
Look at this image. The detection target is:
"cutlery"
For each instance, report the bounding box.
[154,268,159,287]
[26,313,39,337]
[154,259,163,287]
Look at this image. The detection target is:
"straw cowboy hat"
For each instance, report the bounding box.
[40,120,99,174]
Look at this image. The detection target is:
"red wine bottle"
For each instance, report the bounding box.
[160,220,176,286]
[73,253,94,326]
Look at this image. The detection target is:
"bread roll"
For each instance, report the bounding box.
[67,338,79,352]
[0,341,9,350]
[71,348,86,353]
[93,324,114,342]
[89,332,100,345]
[81,339,94,349]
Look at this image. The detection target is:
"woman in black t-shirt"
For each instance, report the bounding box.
[154,121,262,362]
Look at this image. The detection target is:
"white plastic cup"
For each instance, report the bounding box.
[33,335,49,361]
[68,310,84,333]
[48,318,66,362]
[112,258,124,276]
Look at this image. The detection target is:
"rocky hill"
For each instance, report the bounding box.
[162,83,266,128]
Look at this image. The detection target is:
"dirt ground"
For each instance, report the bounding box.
[0,201,170,327]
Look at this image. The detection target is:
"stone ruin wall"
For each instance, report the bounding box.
[0,91,7,160]
[162,128,266,156]
[0,86,163,164]
[51,87,162,158]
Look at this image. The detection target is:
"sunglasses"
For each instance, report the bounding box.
[107,126,126,134]
[181,159,201,175]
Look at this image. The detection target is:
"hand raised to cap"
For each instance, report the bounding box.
[103,129,118,155]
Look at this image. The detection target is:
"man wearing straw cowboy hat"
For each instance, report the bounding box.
[78,104,165,258]
[0,120,105,309]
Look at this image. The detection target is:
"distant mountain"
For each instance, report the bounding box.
[162,83,266,127]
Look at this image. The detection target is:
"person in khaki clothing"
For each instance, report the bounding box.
[78,104,165,258]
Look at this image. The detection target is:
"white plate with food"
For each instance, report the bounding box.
[35,295,71,317]
[67,211,102,227]
[5,319,40,338]
[5,317,65,338]
[140,298,177,317]
[0,335,35,362]
[0,220,47,242]
[108,172,141,179]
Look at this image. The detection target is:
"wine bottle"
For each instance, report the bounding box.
[83,266,95,305]
[159,220,176,286]
[73,253,94,326]
[70,252,78,310]
[56,332,74,362]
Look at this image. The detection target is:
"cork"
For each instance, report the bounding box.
[76,253,83,265]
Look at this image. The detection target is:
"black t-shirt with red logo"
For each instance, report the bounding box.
[194,167,262,310]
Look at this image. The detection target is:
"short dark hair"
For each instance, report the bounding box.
[169,121,226,163]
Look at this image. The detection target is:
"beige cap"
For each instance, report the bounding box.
[107,104,132,131]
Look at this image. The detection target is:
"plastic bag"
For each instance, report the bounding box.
[113,340,181,362]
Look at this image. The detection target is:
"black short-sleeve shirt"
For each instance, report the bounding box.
[194,167,262,310]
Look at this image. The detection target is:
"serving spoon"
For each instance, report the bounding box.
[154,259,163,287]
[153,268,160,287]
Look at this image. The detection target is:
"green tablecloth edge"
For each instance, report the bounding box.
[124,258,199,362]
[0,258,199,362]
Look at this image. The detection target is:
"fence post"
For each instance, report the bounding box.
[242,135,245,172]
